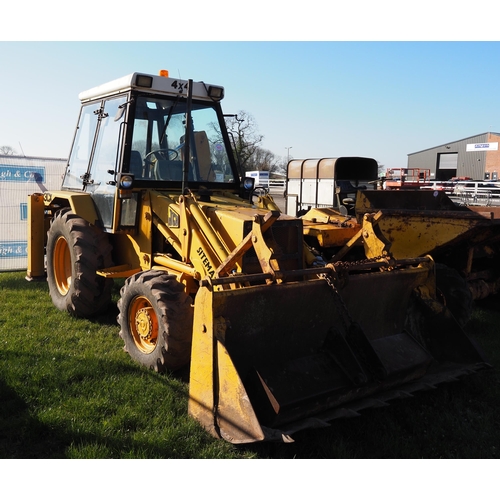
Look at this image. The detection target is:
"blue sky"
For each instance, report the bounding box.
[1,6,500,170]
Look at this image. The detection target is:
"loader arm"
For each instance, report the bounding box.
[149,188,294,283]
[215,210,280,279]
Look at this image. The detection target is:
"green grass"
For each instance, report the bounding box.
[1,271,499,459]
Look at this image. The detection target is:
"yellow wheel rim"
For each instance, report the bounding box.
[129,296,159,354]
[53,235,72,296]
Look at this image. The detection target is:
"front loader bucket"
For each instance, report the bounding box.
[355,189,500,259]
[188,262,488,443]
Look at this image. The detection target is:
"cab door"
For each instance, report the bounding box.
[86,95,128,228]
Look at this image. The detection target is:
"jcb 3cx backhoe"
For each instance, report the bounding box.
[26,71,488,443]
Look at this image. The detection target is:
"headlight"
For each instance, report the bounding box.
[120,174,134,190]
[208,85,224,101]
[243,177,255,191]
[135,74,153,88]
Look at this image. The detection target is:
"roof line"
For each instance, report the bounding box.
[0,154,67,161]
[408,131,500,156]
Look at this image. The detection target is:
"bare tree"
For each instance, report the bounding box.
[225,111,263,172]
[250,147,273,171]
[0,145,17,155]
[222,111,287,177]
[273,155,289,176]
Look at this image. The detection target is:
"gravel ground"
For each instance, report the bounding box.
[269,187,286,212]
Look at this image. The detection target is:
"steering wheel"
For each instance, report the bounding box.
[144,148,179,163]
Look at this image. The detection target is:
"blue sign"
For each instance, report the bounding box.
[0,165,45,182]
[0,241,28,258]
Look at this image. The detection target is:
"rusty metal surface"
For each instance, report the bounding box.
[193,261,489,441]
[356,189,459,212]
[357,192,494,255]
[466,205,500,219]
[337,265,428,340]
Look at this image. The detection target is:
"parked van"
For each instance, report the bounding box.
[246,170,269,190]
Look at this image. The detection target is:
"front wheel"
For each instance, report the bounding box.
[117,270,193,372]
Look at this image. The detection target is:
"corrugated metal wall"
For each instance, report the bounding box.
[0,155,67,271]
[407,133,491,180]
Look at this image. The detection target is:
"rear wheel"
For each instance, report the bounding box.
[404,265,474,348]
[435,263,473,327]
[117,270,193,372]
[46,208,113,317]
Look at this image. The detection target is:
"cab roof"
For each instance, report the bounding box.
[78,72,224,103]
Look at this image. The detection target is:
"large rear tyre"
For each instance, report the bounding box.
[46,208,114,317]
[435,263,473,327]
[117,270,193,372]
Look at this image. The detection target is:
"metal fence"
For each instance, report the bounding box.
[425,180,500,207]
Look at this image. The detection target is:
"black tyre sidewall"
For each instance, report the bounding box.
[46,209,113,317]
[46,209,73,313]
[118,271,193,372]
[435,263,473,327]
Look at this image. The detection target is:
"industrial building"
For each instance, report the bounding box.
[407,132,500,181]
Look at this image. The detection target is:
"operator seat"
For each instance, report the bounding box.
[193,131,214,181]
[129,150,144,179]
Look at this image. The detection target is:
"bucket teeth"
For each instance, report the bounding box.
[350,398,390,411]
[376,389,414,401]
[397,390,414,398]
[330,408,362,419]
[365,398,390,408]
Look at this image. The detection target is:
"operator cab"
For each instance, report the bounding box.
[61,71,247,230]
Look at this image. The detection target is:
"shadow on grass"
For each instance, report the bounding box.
[1,272,125,325]
[0,358,213,459]
[1,274,48,291]
[474,293,500,314]
[1,360,496,459]
[242,369,498,459]
[0,378,69,458]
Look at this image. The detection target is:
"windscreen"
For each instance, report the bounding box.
[129,95,236,184]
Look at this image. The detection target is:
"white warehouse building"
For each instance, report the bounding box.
[0,154,67,271]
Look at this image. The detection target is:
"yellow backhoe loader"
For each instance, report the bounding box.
[26,72,488,443]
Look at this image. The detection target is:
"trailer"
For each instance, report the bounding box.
[285,157,379,216]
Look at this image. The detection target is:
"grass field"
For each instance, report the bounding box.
[1,270,499,460]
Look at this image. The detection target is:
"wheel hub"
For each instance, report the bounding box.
[136,307,154,341]
[53,235,72,295]
[129,297,159,354]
